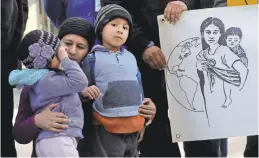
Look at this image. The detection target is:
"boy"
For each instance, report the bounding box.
[225,27,248,67]
[81,4,145,157]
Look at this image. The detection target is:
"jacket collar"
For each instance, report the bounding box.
[90,45,126,54]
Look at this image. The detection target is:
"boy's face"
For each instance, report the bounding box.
[102,18,129,51]
[226,35,241,49]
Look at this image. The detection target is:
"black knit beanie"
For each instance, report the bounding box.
[94,4,133,41]
[18,30,60,69]
[58,17,95,51]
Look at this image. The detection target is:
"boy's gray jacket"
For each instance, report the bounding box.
[82,45,144,117]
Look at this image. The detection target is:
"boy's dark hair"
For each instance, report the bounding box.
[225,27,242,39]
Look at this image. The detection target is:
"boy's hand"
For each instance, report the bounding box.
[138,127,146,143]
[164,1,188,23]
[57,46,68,61]
[81,85,101,100]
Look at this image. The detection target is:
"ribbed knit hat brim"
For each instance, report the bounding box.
[94,4,132,40]
[58,17,95,51]
[17,30,60,69]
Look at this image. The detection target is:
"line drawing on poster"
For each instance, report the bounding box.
[165,17,249,127]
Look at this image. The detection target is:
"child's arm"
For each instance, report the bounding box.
[39,57,88,98]
[136,67,143,88]
[80,55,99,101]
[232,61,249,91]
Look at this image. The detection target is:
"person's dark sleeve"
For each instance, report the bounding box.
[22,0,29,26]
[179,0,196,10]
[1,0,18,51]
[43,0,63,27]
[13,87,41,144]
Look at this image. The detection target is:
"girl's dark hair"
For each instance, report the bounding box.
[200,17,226,50]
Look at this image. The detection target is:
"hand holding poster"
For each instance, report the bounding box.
[158,4,258,142]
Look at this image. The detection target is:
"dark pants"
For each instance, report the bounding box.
[1,75,17,157]
[220,138,228,157]
[90,126,139,157]
[183,139,221,157]
[244,135,258,157]
[139,116,181,157]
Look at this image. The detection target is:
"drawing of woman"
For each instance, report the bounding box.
[196,17,248,108]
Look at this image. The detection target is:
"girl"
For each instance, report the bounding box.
[9,29,88,157]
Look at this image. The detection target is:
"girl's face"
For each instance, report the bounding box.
[203,24,221,47]
[60,34,89,63]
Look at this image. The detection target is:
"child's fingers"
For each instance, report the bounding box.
[86,89,95,99]
[91,88,100,98]
[94,87,101,97]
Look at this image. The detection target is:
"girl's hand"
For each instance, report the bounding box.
[57,46,68,61]
[81,85,101,100]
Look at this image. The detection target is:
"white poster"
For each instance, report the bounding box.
[158,5,258,142]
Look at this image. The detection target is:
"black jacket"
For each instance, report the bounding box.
[2,0,28,77]
[102,0,197,117]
